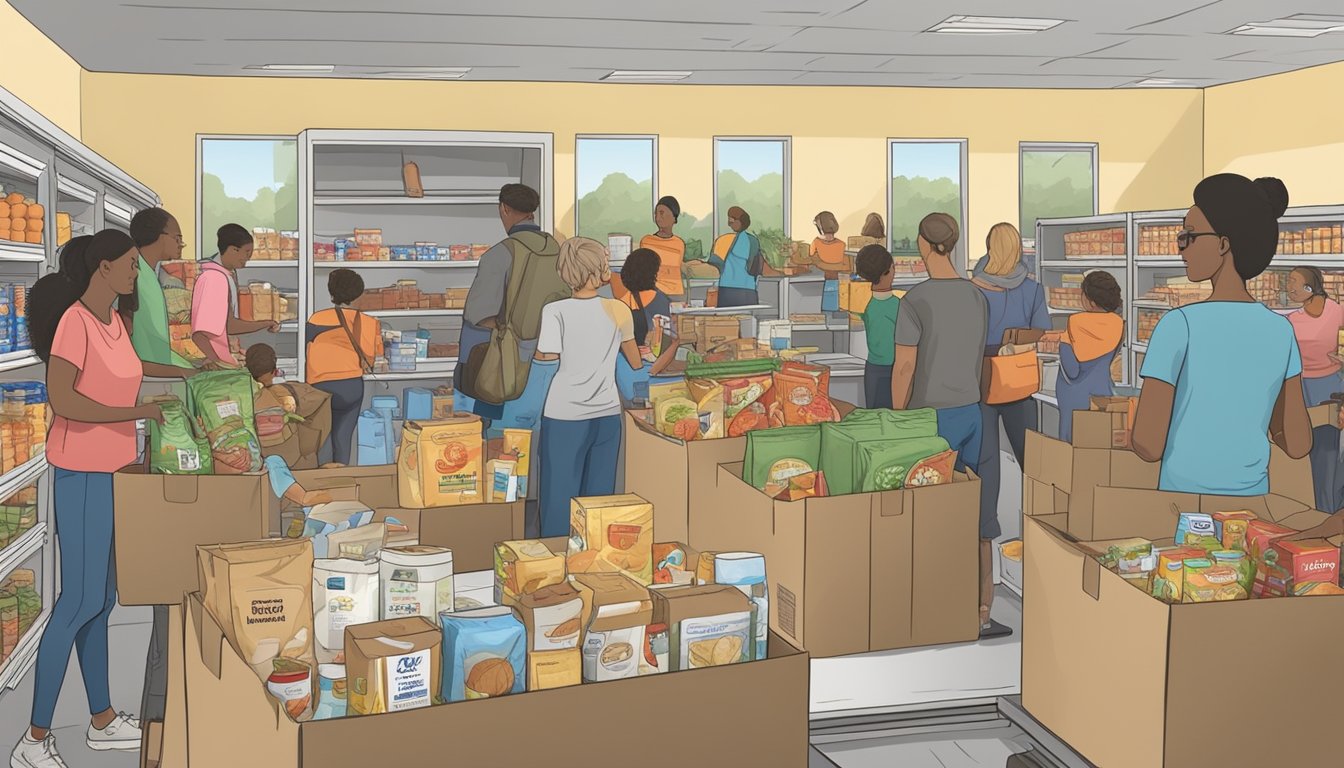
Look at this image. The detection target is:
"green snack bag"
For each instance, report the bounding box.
[819,421,888,496]
[857,437,952,492]
[743,426,822,490]
[842,408,940,440]
[147,397,213,475]
[187,369,263,474]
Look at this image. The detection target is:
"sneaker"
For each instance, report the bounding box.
[85,713,141,752]
[10,733,68,768]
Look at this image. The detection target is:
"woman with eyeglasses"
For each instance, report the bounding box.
[1132,174,1313,495]
[1285,265,1344,512]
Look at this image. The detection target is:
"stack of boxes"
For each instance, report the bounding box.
[0,382,45,472]
[1278,225,1343,256]
[1137,224,1182,257]
[250,228,299,261]
[0,283,30,354]
[1144,276,1211,308]
[240,282,299,323]
[315,229,490,262]
[1063,227,1126,258]
[1047,274,1086,310]
[1137,309,1163,344]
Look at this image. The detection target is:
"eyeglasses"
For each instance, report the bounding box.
[1177,229,1220,251]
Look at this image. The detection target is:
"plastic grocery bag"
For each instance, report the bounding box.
[146,396,213,475]
[186,369,263,474]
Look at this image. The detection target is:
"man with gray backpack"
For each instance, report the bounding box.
[457,183,570,428]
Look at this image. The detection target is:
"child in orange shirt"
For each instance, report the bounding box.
[812,211,847,314]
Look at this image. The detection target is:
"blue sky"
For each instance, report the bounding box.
[576,138,655,197]
[716,140,786,182]
[202,139,294,198]
[890,141,961,181]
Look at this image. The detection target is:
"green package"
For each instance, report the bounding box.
[857,437,952,492]
[683,358,781,378]
[147,398,213,475]
[187,369,262,473]
[743,425,822,490]
[841,407,940,439]
[819,421,888,496]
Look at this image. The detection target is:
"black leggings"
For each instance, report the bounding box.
[315,377,365,465]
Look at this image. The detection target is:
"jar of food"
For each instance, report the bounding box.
[266,658,312,721]
[312,664,347,721]
[380,546,454,621]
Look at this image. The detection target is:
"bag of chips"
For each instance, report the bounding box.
[187,369,263,474]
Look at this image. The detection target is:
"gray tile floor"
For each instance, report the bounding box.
[0,605,150,768]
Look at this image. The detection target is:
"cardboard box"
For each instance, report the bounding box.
[1072,397,1135,450]
[1022,489,1343,768]
[114,470,272,606]
[184,592,809,767]
[381,500,524,572]
[700,463,980,657]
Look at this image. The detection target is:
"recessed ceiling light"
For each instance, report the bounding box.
[247,64,335,73]
[1229,15,1344,37]
[602,70,692,82]
[925,15,1065,35]
[368,67,471,79]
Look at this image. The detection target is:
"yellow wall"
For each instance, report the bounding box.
[0,3,82,138]
[79,72,1205,258]
[1205,62,1344,207]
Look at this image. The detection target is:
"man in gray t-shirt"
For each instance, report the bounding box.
[893,278,989,410]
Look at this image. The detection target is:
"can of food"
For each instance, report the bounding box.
[267,659,313,720]
[313,663,347,721]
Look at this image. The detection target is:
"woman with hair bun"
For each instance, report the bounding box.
[1132,175,1313,495]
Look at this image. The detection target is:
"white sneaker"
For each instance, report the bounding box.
[10,733,67,768]
[85,713,141,752]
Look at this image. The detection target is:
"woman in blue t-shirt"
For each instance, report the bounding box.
[1132,175,1312,495]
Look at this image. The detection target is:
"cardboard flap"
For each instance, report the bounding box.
[162,475,200,504]
[1082,557,1102,601]
[187,593,225,680]
[877,490,905,517]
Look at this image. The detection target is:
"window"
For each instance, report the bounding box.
[575,136,658,245]
[1019,143,1097,244]
[714,137,790,251]
[888,140,968,266]
[197,136,298,259]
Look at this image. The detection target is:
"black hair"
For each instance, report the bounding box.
[32,230,137,363]
[620,248,662,345]
[499,183,540,215]
[1293,265,1327,299]
[1192,174,1289,280]
[217,223,253,255]
[245,344,278,381]
[1082,271,1123,313]
[656,196,681,222]
[328,268,365,306]
[855,244,894,284]
[129,207,172,249]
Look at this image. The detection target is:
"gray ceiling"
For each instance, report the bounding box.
[12,1,1344,88]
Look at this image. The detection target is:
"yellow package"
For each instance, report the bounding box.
[686,379,725,440]
[568,494,654,585]
[494,539,567,605]
[501,428,531,477]
[397,416,484,509]
[1182,559,1248,603]
[655,391,702,441]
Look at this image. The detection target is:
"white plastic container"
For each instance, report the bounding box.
[380,545,454,621]
[313,558,380,657]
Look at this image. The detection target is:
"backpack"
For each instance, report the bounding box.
[464,231,570,405]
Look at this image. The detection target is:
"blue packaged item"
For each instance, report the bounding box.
[710,552,770,662]
[371,395,401,422]
[1175,512,1215,547]
[416,243,437,261]
[404,387,433,421]
[440,606,526,702]
[389,343,418,372]
[357,409,395,465]
[334,239,356,260]
[312,664,347,720]
[416,329,431,359]
[390,245,415,261]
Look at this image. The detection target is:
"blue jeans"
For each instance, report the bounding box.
[314,377,364,465]
[30,469,117,729]
[863,362,893,410]
[538,415,622,538]
[936,404,992,537]
[1303,372,1343,513]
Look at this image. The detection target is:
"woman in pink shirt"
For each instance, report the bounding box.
[1287,265,1344,512]
[12,231,197,768]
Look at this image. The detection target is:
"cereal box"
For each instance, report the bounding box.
[397,417,484,508]
[494,540,566,605]
[1182,558,1248,602]
[1174,512,1215,548]
[1152,546,1208,603]
[572,573,653,683]
[1212,510,1258,552]
[345,617,441,716]
[568,495,654,585]
[1254,539,1340,598]
[1245,520,1296,563]
[647,584,752,672]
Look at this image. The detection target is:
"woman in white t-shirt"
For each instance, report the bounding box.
[535,237,644,538]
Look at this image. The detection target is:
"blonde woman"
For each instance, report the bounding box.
[535,237,643,537]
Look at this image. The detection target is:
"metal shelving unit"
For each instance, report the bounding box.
[298,129,553,396]
[0,83,159,697]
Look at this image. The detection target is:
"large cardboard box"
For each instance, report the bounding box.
[400,500,525,572]
[701,463,980,657]
[114,470,271,606]
[141,605,188,768]
[184,592,809,767]
[1022,489,1343,768]
[623,402,855,544]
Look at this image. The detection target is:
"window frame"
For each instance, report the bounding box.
[712,136,792,239]
[573,134,660,243]
[1018,141,1099,247]
[195,133,299,261]
[887,138,970,268]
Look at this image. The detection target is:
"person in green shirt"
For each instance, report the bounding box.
[855,244,898,409]
[124,207,190,367]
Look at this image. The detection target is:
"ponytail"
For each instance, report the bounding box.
[630,291,649,347]
[31,229,138,363]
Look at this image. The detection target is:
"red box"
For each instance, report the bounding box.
[1275,539,1339,585]
[1245,520,1295,562]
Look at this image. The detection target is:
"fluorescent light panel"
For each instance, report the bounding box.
[926,15,1065,35]
[249,64,335,73]
[603,70,692,81]
[368,67,471,79]
[1230,16,1344,37]
[1128,78,1198,88]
